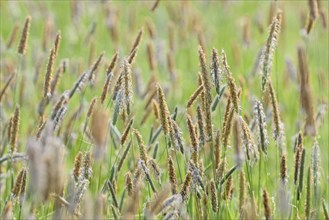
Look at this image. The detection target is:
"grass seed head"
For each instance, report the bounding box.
[18,16,31,55]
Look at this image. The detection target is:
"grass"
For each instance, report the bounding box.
[0,1,328,219]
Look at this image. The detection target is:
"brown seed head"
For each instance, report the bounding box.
[90,105,109,149]
[18,16,31,55]
[222,175,233,200]
[263,189,272,220]
[187,85,203,108]
[222,98,235,155]
[106,51,118,76]
[298,46,316,136]
[133,129,148,164]
[211,48,221,94]
[157,83,170,135]
[198,45,212,140]
[152,99,160,119]
[210,180,218,213]
[121,118,134,145]
[180,172,192,201]
[53,31,61,57]
[126,171,134,196]
[10,107,20,152]
[89,52,105,81]
[268,81,282,141]
[50,63,64,95]
[44,48,56,98]
[196,105,205,145]
[83,151,93,179]
[187,114,199,165]
[100,73,113,105]
[87,97,98,118]
[309,0,318,20]
[73,151,83,182]
[130,28,144,54]
[12,168,26,198]
[280,153,288,184]
[214,129,221,169]
[222,50,239,113]
[168,156,178,194]
[261,11,282,91]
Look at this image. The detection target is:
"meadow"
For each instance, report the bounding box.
[0,1,328,219]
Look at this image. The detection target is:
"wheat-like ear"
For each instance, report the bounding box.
[311,140,320,202]
[211,48,221,95]
[133,129,148,164]
[261,10,282,91]
[294,133,303,185]
[222,175,233,200]
[120,118,134,145]
[10,107,20,153]
[73,152,83,182]
[239,171,246,213]
[254,100,269,155]
[125,171,134,197]
[196,105,205,145]
[198,46,212,141]
[280,153,288,184]
[117,141,132,173]
[106,51,119,76]
[210,179,218,213]
[297,148,306,201]
[187,85,203,108]
[152,100,160,119]
[53,31,61,58]
[168,156,178,195]
[130,28,144,54]
[86,97,97,119]
[82,151,93,180]
[239,115,258,161]
[11,168,27,199]
[43,48,56,98]
[18,16,31,55]
[180,172,192,201]
[267,80,284,143]
[90,106,109,160]
[156,83,170,135]
[89,51,105,82]
[298,46,316,136]
[187,114,199,166]
[213,130,221,170]
[222,98,235,156]
[222,50,240,113]
[262,189,272,220]
[305,0,318,34]
[50,62,64,95]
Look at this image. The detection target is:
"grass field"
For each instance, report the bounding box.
[0,1,328,219]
